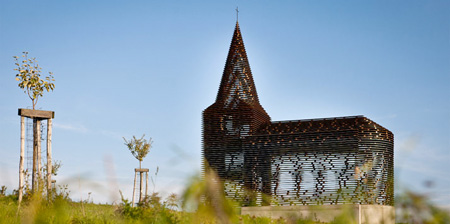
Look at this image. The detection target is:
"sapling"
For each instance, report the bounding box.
[123,135,152,169]
[14,52,55,110]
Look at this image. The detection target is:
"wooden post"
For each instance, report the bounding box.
[36,119,41,187]
[46,119,52,198]
[132,168,149,206]
[132,171,137,207]
[145,172,148,199]
[19,116,25,204]
[139,171,143,203]
[32,119,37,192]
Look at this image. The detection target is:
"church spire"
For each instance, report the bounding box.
[216,22,261,108]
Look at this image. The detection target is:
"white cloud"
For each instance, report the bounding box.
[53,122,89,133]
[53,122,126,140]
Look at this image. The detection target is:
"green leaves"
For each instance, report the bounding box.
[123,135,153,164]
[13,52,55,110]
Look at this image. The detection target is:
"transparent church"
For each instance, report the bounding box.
[202,22,394,207]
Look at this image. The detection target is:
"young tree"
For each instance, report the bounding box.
[123,135,152,168]
[14,52,55,110]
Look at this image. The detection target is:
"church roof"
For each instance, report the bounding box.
[254,116,392,140]
[216,22,261,108]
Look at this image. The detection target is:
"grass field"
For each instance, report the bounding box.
[1,174,449,224]
[0,194,290,224]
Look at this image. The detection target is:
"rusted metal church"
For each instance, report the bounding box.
[202,22,394,207]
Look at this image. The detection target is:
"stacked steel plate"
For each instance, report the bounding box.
[202,23,394,206]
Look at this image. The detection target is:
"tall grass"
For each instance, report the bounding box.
[1,170,449,223]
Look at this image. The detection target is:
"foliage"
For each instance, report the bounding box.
[182,170,240,223]
[42,160,62,177]
[117,190,183,223]
[51,160,62,176]
[0,186,7,197]
[1,185,449,223]
[2,172,450,224]
[164,193,179,210]
[117,190,143,219]
[17,161,63,202]
[0,184,119,224]
[123,135,152,168]
[13,52,55,110]
[396,190,450,224]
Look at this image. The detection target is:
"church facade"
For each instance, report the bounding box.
[202,23,394,206]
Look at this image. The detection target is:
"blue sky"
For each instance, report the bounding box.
[0,1,449,206]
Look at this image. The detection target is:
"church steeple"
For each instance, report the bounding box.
[216,22,261,108]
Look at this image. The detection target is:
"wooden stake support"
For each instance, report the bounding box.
[18,108,55,204]
[19,117,25,203]
[46,119,52,198]
[132,168,149,207]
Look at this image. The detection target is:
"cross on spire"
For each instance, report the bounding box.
[236,7,239,22]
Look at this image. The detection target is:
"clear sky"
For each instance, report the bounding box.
[1,1,449,206]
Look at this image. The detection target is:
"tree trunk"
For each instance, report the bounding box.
[139,161,142,203]
[139,171,143,203]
